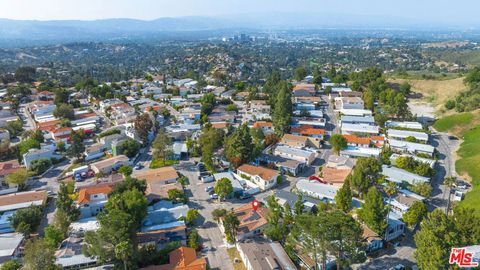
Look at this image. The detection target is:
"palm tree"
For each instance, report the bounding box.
[443,176,457,217]
[384,181,399,237]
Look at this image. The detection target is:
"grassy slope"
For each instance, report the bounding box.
[434,111,480,212]
[388,77,466,112]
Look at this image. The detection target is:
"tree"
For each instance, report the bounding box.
[9,205,43,236]
[443,176,456,216]
[44,225,65,248]
[403,201,427,228]
[399,82,411,96]
[0,260,22,270]
[152,129,173,162]
[410,182,432,198]
[405,136,418,143]
[294,67,307,81]
[54,88,70,105]
[118,165,133,176]
[199,124,224,170]
[294,193,305,215]
[214,178,233,201]
[185,209,200,225]
[121,139,141,158]
[335,177,352,213]
[187,229,200,250]
[54,209,71,234]
[67,129,85,160]
[115,240,132,270]
[56,182,80,222]
[272,81,292,135]
[329,134,347,155]
[292,214,329,269]
[5,168,28,189]
[211,208,227,222]
[111,176,146,196]
[4,120,23,138]
[359,187,387,235]
[14,66,36,83]
[53,103,75,120]
[106,188,148,228]
[200,93,216,115]
[349,157,380,197]
[222,210,240,243]
[134,113,153,144]
[323,210,366,269]
[23,238,58,270]
[167,189,187,204]
[56,140,66,153]
[224,123,254,167]
[29,158,52,175]
[383,181,398,236]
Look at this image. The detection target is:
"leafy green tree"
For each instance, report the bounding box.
[214,178,233,201]
[410,182,433,198]
[118,165,133,176]
[29,158,52,175]
[152,129,172,162]
[54,209,71,235]
[272,81,292,135]
[329,134,347,155]
[115,240,132,270]
[9,205,43,236]
[443,176,457,215]
[211,208,227,222]
[198,124,224,170]
[14,66,36,83]
[44,225,65,248]
[359,187,387,235]
[5,168,28,189]
[335,177,352,213]
[350,157,381,197]
[121,139,141,158]
[399,82,411,96]
[56,182,80,222]
[17,138,41,156]
[294,66,307,81]
[134,113,153,144]
[185,209,200,225]
[23,238,58,270]
[67,129,86,160]
[54,88,70,105]
[222,210,240,243]
[200,92,216,116]
[187,229,200,250]
[294,193,305,215]
[264,195,288,242]
[224,123,254,167]
[53,103,75,120]
[56,140,66,153]
[167,189,187,203]
[292,214,329,269]
[403,201,427,228]
[4,120,23,138]
[0,260,22,270]
[106,188,148,228]
[111,176,146,196]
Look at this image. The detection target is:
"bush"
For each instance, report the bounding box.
[29,158,52,175]
[9,205,43,236]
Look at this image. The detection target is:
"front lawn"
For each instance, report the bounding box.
[433,112,473,132]
[149,159,179,168]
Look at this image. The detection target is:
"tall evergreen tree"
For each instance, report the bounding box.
[335,177,352,213]
[359,187,387,235]
[272,81,292,135]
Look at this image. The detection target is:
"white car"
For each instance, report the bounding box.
[454,190,464,201]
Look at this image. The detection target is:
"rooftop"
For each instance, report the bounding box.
[231,203,269,236]
[237,237,296,270]
[237,164,278,181]
[0,190,47,212]
[140,246,206,270]
[381,165,430,184]
[134,166,179,184]
[77,183,114,204]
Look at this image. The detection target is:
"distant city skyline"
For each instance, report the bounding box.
[0,0,479,27]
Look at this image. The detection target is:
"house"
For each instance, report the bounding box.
[340,146,381,159]
[341,115,375,126]
[385,213,405,242]
[386,120,423,130]
[280,133,321,149]
[90,155,129,175]
[295,102,316,111]
[146,182,184,202]
[0,190,47,212]
[274,145,316,165]
[293,117,326,128]
[296,179,338,203]
[0,160,23,188]
[371,135,386,148]
[388,139,435,157]
[56,236,98,269]
[361,224,383,253]
[290,125,325,141]
[237,237,297,270]
[321,166,352,187]
[381,165,430,185]
[387,129,429,143]
[220,203,269,241]
[335,97,364,110]
[141,201,188,232]
[343,134,371,148]
[134,166,179,186]
[23,144,60,168]
[386,189,426,217]
[252,121,274,135]
[237,164,278,191]
[326,155,355,170]
[137,225,187,251]
[339,109,373,117]
[341,123,379,136]
[77,183,114,218]
[140,246,206,270]
[172,142,188,160]
[0,233,24,263]
[274,190,319,214]
[293,83,316,95]
[213,172,245,198]
[84,143,106,161]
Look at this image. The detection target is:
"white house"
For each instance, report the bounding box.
[388,139,435,157]
[335,97,364,110]
[296,179,339,203]
[387,129,429,143]
[341,123,379,136]
[237,164,279,191]
[274,145,316,165]
[381,165,430,185]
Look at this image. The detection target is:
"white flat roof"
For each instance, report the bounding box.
[340,146,381,158]
[339,109,373,116]
[385,121,423,130]
[296,179,338,201]
[382,165,430,185]
[387,129,429,141]
[341,123,379,134]
[388,139,435,154]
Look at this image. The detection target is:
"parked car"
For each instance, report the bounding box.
[134,164,144,170]
[205,186,214,193]
[454,190,464,201]
[390,264,405,270]
[448,135,458,140]
[210,194,218,200]
[201,175,214,183]
[454,180,470,190]
[239,193,252,200]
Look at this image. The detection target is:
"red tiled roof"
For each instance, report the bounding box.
[291,125,325,135]
[0,160,23,177]
[252,121,273,128]
[343,134,370,145]
[77,184,114,204]
[140,247,207,270]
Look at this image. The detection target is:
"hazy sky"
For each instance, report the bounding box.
[0,0,478,25]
